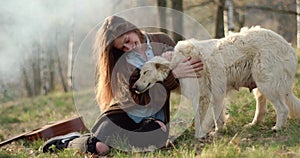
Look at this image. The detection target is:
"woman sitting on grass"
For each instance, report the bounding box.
[42,15,202,156]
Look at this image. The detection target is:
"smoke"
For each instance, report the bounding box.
[0,0,119,88]
[0,1,63,81]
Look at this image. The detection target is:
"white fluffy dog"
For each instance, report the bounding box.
[133,26,300,138]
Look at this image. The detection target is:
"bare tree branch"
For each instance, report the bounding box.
[236,5,298,16]
[185,0,214,10]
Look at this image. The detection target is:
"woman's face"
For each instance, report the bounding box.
[113,31,141,52]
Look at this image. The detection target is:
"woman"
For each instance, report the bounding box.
[43,16,202,155]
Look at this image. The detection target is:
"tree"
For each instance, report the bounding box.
[224,0,235,35]
[157,0,168,33]
[234,0,297,45]
[67,1,75,92]
[171,0,184,42]
[233,7,246,31]
[32,42,42,96]
[297,0,300,48]
[21,66,33,97]
[48,46,55,93]
[55,38,68,93]
[40,46,50,95]
[67,25,74,92]
[215,0,226,38]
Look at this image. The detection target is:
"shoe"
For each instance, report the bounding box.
[42,132,81,153]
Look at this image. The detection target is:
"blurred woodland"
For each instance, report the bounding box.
[0,0,298,103]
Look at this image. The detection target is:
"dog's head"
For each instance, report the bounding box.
[133,56,171,93]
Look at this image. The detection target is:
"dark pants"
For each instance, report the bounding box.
[68,112,168,153]
[92,112,168,149]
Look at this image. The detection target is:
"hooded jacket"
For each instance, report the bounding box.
[91,32,179,132]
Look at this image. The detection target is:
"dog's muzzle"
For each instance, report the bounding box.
[133,83,151,94]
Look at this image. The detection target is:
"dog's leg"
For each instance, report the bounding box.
[208,101,225,136]
[194,98,206,138]
[216,104,227,131]
[201,96,225,137]
[194,107,202,138]
[211,97,226,136]
[270,98,289,131]
[246,88,267,127]
[258,89,289,131]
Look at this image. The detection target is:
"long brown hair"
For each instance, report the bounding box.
[94,16,145,112]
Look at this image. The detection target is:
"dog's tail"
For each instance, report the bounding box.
[285,91,300,118]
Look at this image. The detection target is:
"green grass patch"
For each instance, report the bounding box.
[0,52,300,157]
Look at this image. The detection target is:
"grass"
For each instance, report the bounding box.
[0,50,300,157]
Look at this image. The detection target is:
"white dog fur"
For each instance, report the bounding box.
[133,26,300,138]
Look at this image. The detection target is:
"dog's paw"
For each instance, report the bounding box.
[209,130,219,137]
[198,135,210,143]
[271,126,281,132]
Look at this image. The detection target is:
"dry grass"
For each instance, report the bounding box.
[0,50,300,158]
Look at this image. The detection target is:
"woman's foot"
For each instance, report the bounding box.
[42,132,81,153]
[95,142,110,155]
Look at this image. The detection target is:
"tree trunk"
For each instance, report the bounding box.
[224,0,234,36]
[67,29,74,91]
[171,0,184,42]
[22,67,33,97]
[67,2,75,91]
[41,47,49,95]
[297,0,300,48]
[157,0,167,33]
[55,45,68,93]
[215,0,225,38]
[234,8,245,31]
[48,47,55,92]
[32,42,42,96]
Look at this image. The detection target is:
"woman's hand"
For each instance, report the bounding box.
[172,57,203,78]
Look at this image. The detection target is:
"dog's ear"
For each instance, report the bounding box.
[185,40,195,51]
[175,40,195,54]
[155,63,171,73]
